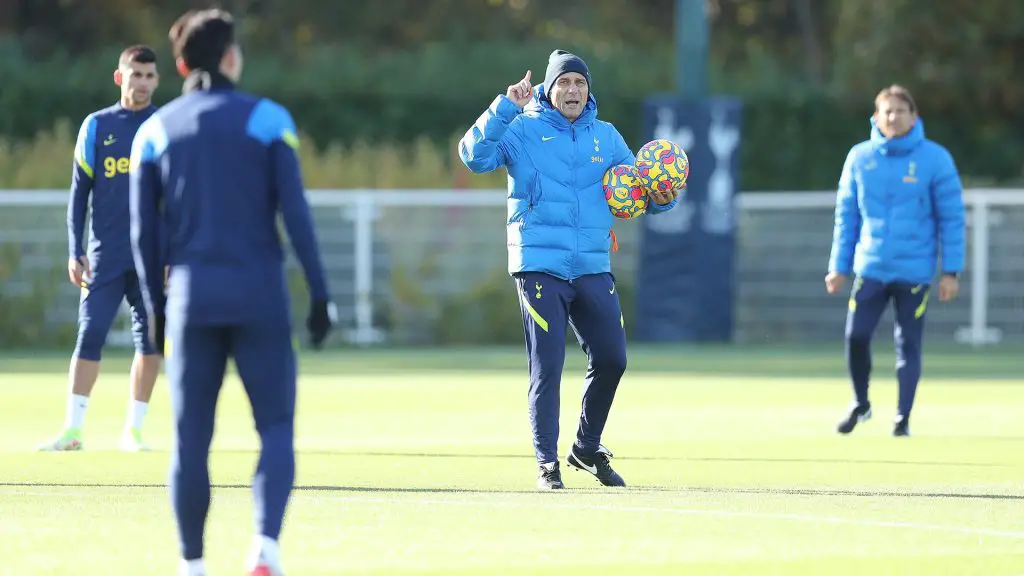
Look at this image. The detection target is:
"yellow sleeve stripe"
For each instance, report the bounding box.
[282,130,299,150]
[76,154,94,179]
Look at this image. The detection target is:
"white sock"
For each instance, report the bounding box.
[179,558,205,576]
[128,400,149,430]
[247,535,281,570]
[65,394,88,430]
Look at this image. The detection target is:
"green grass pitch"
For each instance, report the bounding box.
[1,345,1022,575]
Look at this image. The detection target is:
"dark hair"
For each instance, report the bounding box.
[119,45,157,68]
[169,8,235,71]
[875,84,917,113]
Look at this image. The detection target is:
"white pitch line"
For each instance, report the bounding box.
[5,488,1024,541]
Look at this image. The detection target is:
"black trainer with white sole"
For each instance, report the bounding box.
[892,414,910,437]
[836,403,872,434]
[566,444,626,487]
[537,461,565,490]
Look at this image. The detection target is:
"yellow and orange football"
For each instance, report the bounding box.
[635,138,689,195]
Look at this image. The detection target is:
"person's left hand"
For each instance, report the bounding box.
[939,274,959,301]
[649,187,678,206]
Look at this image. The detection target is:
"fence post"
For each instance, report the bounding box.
[956,192,1001,346]
[350,193,380,346]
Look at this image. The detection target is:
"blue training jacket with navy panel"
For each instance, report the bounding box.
[129,75,329,326]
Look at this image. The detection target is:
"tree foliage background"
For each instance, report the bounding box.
[1,0,1022,187]
[0,0,1022,347]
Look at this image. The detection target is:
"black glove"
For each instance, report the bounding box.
[307,300,336,349]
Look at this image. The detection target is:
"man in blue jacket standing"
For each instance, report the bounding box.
[459,50,679,489]
[826,85,965,437]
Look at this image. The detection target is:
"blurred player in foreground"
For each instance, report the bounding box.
[826,84,965,437]
[459,50,679,490]
[130,8,335,575]
[39,45,162,453]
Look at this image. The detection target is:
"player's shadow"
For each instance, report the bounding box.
[2,481,1023,500]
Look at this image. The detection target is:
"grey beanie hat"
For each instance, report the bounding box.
[543,49,591,96]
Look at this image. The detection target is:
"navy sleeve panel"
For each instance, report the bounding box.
[129,115,168,320]
[68,114,97,260]
[246,99,329,302]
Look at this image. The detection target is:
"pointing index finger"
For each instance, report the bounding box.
[524,70,532,83]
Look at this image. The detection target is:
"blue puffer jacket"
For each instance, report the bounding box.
[459,84,677,281]
[828,117,966,285]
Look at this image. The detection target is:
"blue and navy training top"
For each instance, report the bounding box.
[68,103,156,275]
[129,81,329,326]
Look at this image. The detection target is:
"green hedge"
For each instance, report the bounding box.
[1,40,1022,191]
[0,245,77,347]
[3,90,1019,191]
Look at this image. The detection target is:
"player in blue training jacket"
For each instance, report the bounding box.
[826,85,965,437]
[459,50,679,490]
[130,9,335,576]
[38,45,163,453]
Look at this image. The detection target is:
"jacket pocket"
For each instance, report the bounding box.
[528,172,544,206]
[519,204,534,230]
[522,173,543,229]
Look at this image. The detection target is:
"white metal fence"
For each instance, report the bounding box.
[734,189,1023,346]
[1,188,1021,347]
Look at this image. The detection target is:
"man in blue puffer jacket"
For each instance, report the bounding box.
[459,50,679,490]
[826,85,965,438]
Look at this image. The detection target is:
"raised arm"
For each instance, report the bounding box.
[458,71,532,174]
[458,96,526,174]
